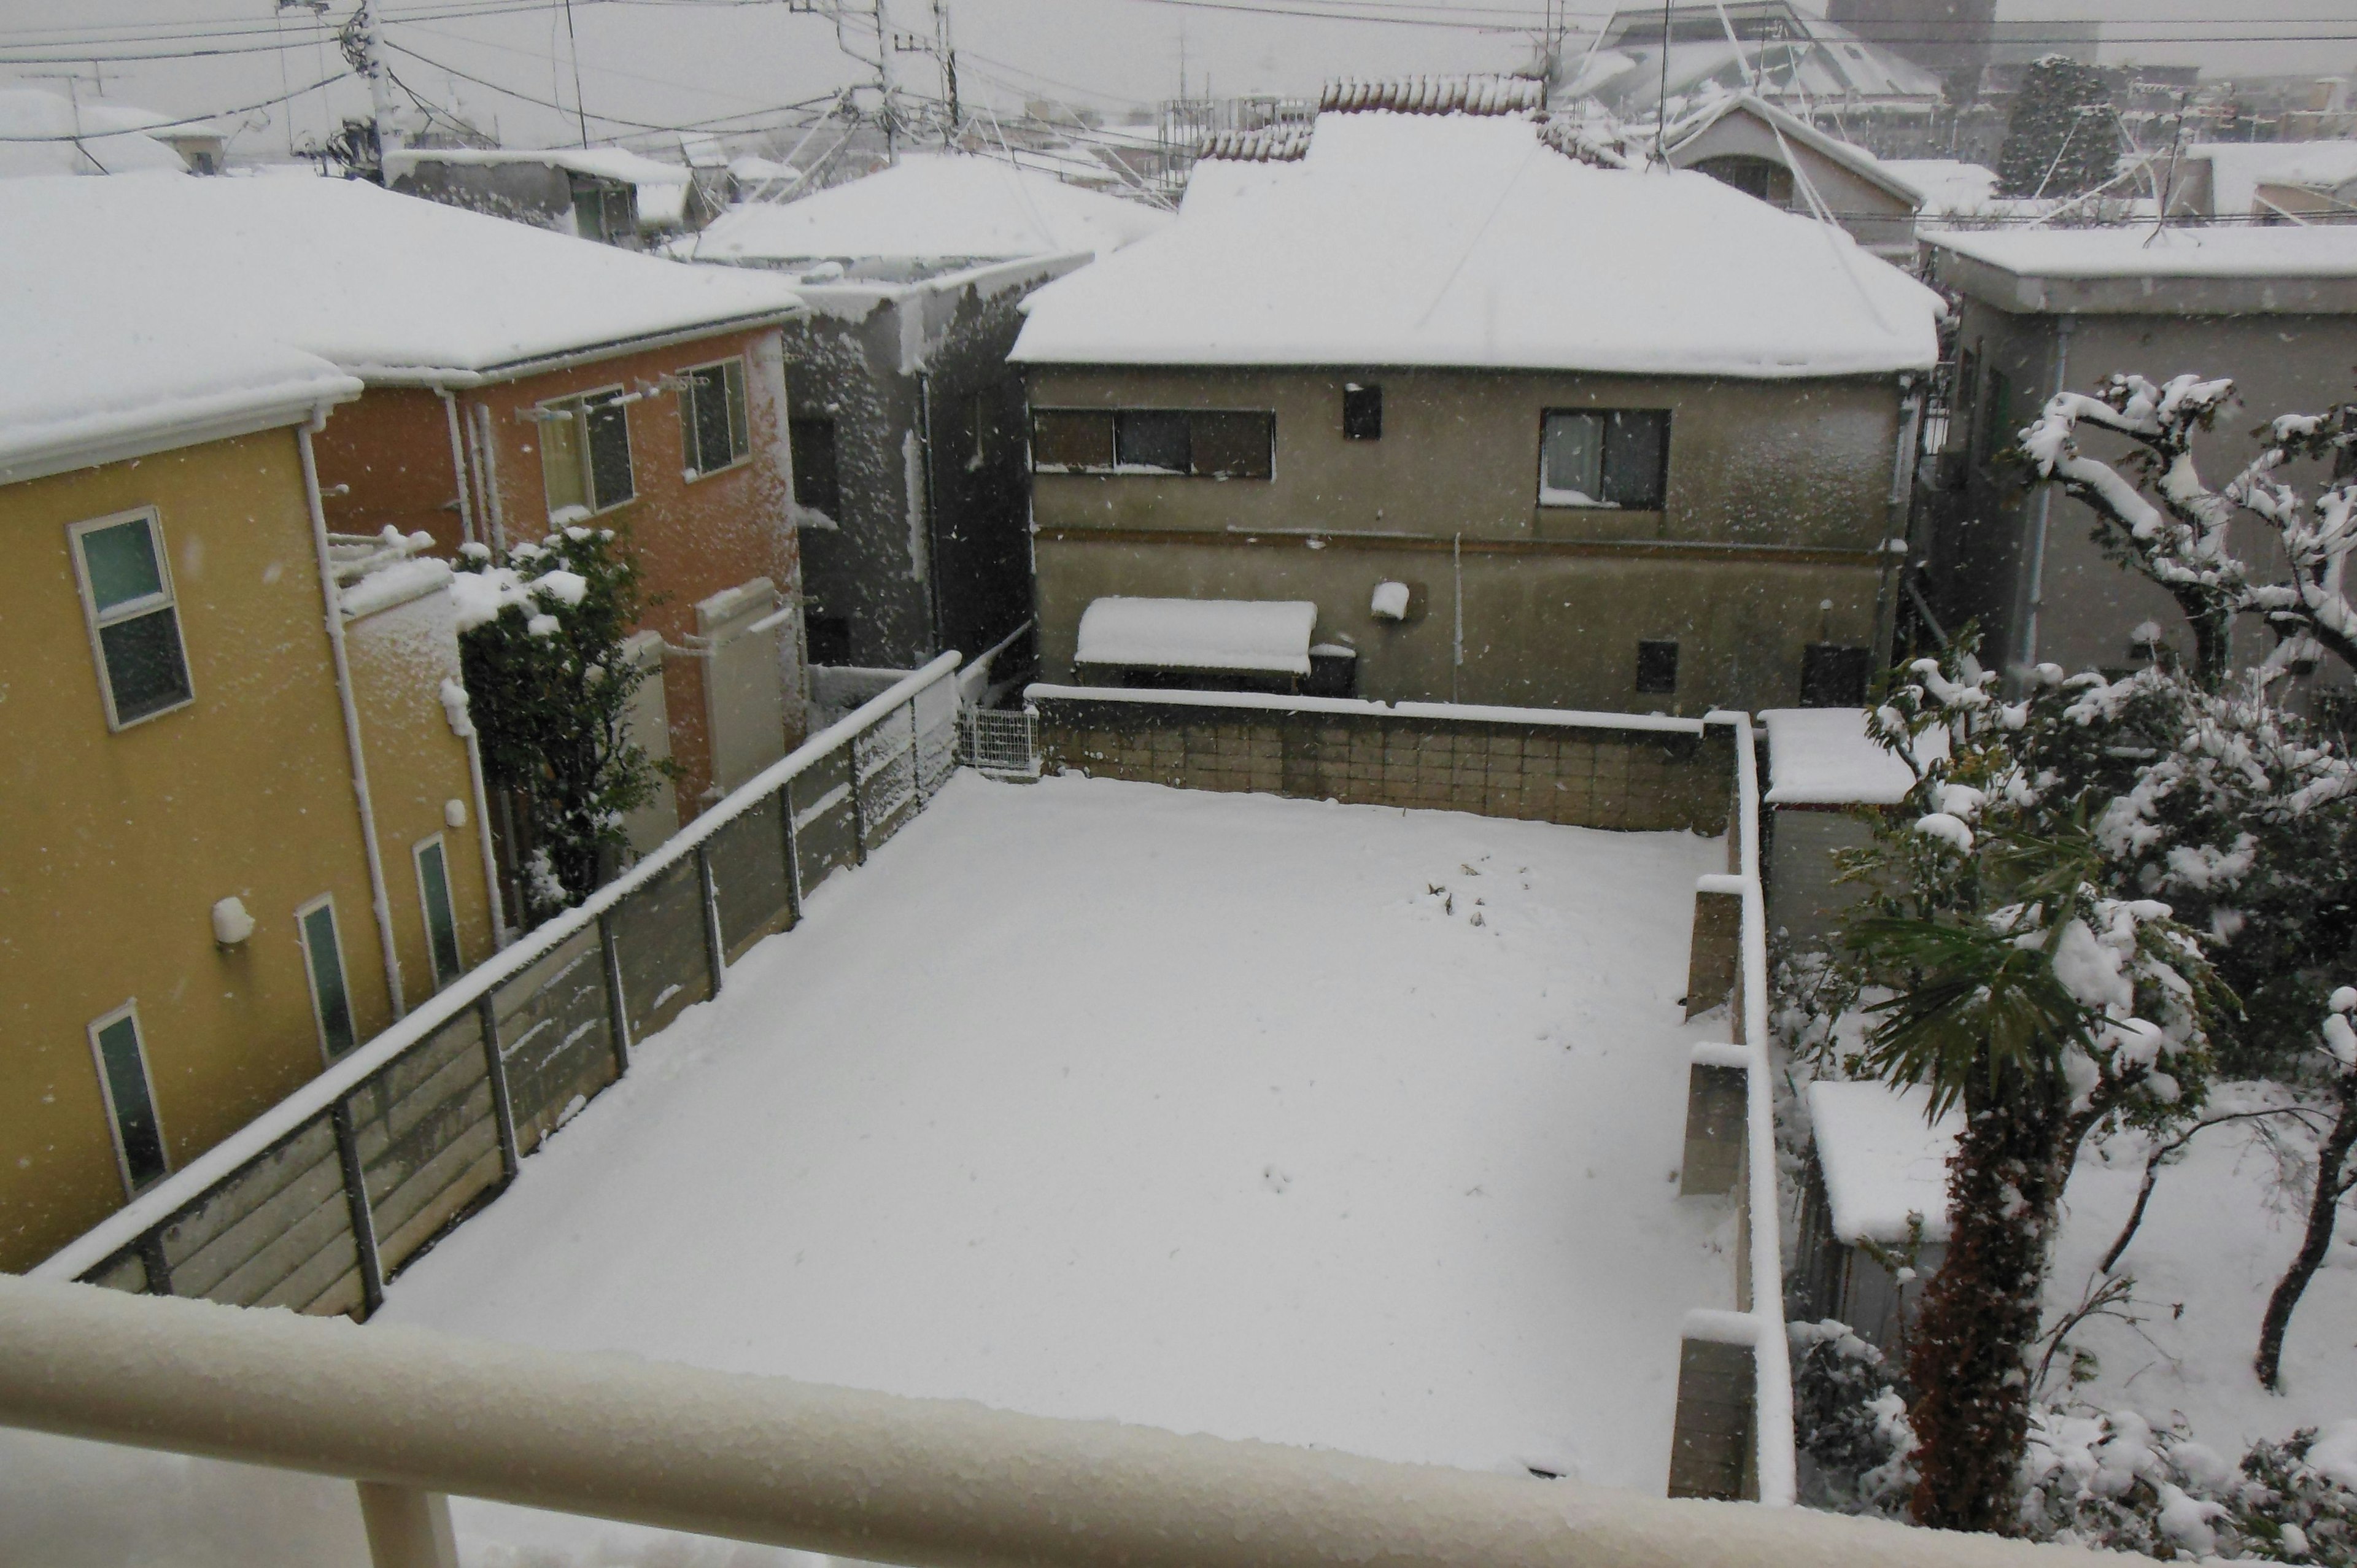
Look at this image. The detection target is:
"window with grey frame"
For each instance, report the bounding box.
[415,836,465,992]
[87,1002,168,1195]
[1029,407,1274,479]
[1538,409,1670,509]
[70,509,195,730]
[679,358,751,480]
[296,895,359,1061]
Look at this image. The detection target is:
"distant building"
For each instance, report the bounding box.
[385,145,721,247]
[1012,82,1944,716]
[1917,226,2357,686]
[678,153,1169,671]
[0,273,507,1274]
[1825,0,1997,102]
[1662,93,1925,262]
[2164,142,2357,223]
[0,88,220,177]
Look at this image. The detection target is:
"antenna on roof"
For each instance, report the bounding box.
[1650,0,1671,168]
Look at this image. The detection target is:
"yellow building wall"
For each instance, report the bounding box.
[0,428,393,1271]
[344,582,499,1000]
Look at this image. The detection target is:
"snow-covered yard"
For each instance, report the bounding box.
[0,773,1736,1566]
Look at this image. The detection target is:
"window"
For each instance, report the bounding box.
[1540,410,1670,509]
[1635,639,1680,695]
[1029,408,1275,479]
[678,358,751,480]
[1800,643,1872,707]
[789,417,842,518]
[296,895,358,1062]
[414,837,464,992]
[1981,371,2014,469]
[536,388,635,521]
[805,612,851,665]
[1342,383,1382,441]
[69,509,195,730]
[87,1003,167,1195]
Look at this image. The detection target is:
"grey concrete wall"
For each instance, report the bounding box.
[1032,690,1736,833]
[1025,365,1909,717]
[1766,806,1879,952]
[1924,293,2357,683]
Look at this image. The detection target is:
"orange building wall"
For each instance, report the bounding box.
[311,326,804,820]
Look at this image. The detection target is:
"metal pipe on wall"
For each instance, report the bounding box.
[2018,314,2073,681]
[435,387,477,548]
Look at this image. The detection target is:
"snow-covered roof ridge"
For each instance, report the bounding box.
[1664,92,1922,209]
[1933,223,2357,282]
[1318,74,1545,116]
[0,172,803,385]
[1016,110,1943,379]
[676,152,1169,267]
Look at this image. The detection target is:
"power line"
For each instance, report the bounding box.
[0,68,350,141]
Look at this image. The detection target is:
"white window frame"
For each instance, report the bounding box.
[532,383,637,523]
[678,356,753,483]
[67,506,196,732]
[412,834,465,992]
[294,892,358,1064]
[86,1000,169,1198]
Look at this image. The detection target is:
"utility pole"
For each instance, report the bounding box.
[357,1,400,155]
[873,0,899,165]
[932,0,958,145]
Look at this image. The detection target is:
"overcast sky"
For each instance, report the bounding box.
[2,0,2352,159]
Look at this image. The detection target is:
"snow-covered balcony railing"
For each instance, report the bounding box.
[33,654,965,1312]
[1666,714,1795,1506]
[0,1273,2102,1568]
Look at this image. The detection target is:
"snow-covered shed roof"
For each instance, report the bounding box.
[1075,598,1319,675]
[0,171,803,385]
[679,153,1169,268]
[1762,708,1943,806]
[1664,93,1922,210]
[0,88,191,178]
[0,298,358,486]
[1015,110,1943,378]
[1881,158,1998,218]
[1935,224,2357,282]
[383,144,689,188]
[1808,1080,1959,1246]
[2185,141,2357,219]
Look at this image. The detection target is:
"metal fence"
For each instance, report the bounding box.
[35,655,966,1310]
[959,705,1040,780]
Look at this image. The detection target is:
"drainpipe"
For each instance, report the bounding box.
[1873,376,1924,668]
[300,420,407,1023]
[916,369,947,655]
[1450,533,1465,705]
[471,403,509,552]
[2018,314,2073,681]
[436,387,478,548]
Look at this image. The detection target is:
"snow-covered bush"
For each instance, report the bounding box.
[1792,1319,1916,1517]
[452,527,668,923]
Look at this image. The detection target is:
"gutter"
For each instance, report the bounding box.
[0,382,361,490]
[300,422,408,1025]
[351,310,804,391]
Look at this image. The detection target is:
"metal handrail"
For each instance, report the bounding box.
[0,1275,2108,1568]
[35,652,964,1285]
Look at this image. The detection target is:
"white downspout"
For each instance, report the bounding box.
[471,403,509,552]
[2019,314,2073,679]
[300,420,407,1022]
[437,387,478,548]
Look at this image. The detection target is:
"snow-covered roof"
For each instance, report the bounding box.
[680,153,1170,266]
[1015,110,1943,378]
[2188,141,2357,218]
[1762,707,1942,806]
[1075,597,1318,675]
[0,171,803,385]
[383,144,690,188]
[1880,158,1998,217]
[1808,1079,1959,1246]
[1933,223,2357,282]
[1665,93,1922,209]
[0,88,190,178]
[0,295,358,485]
[1178,155,1301,217]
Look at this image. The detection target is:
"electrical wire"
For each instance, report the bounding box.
[0,68,350,141]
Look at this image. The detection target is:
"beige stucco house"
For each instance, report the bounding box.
[1012,89,1946,716]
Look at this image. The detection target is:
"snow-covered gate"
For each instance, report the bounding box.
[33,655,964,1319]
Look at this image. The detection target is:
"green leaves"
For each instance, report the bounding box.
[1848,915,2092,1120]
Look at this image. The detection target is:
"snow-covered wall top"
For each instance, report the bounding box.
[1761,707,1944,806]
[678,153,1170,267]
[1013,112,1943,379]
[0,172,803,383]
[1935,223,2357,282]
[1808,1080,1959,1246]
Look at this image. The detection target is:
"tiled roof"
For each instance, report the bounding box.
[1317,74,1545,116]
[1198,126,1312,163]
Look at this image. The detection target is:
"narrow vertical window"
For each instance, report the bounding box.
[297,895,358,1060]
[70,509,195,729]
[414,837,464,991]
[88,1004,168,1195]
[679,358,751,480]
[1636,639,1681,695]
[1342,383,1382,440]
[790,417,842,518]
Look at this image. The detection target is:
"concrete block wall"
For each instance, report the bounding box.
[1029,691,1735,835]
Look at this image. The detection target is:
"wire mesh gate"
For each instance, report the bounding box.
[959,706,1039,781]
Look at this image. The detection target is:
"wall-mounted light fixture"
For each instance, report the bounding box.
[212,896,255,947]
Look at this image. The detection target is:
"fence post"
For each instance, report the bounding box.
[598,910,632,1076]
[697,843,726,995]
[780,782,803,930]
[910,695,928,805]
[478,992,519,1184]
[330,1098,385,1318]
[137,1230,173,1298]
[850,725,868,867]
